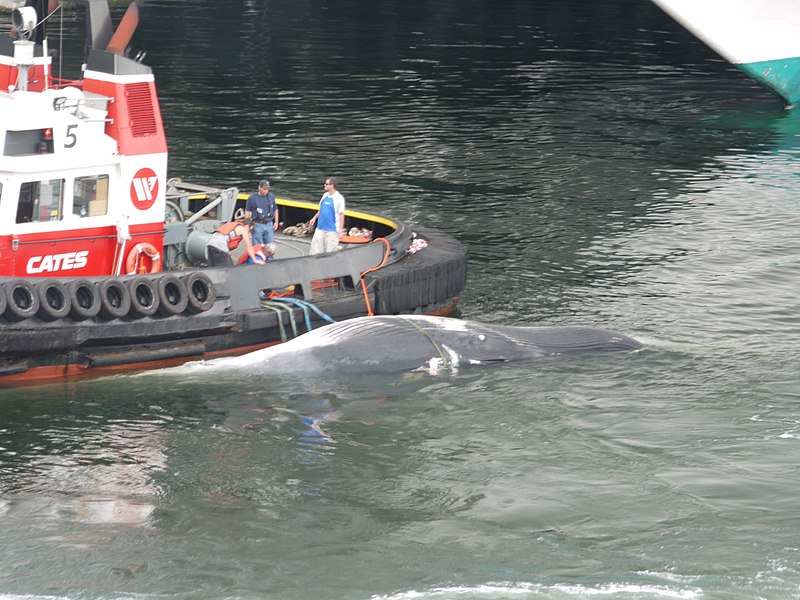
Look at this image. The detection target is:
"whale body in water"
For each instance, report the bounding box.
[204,315,642,375]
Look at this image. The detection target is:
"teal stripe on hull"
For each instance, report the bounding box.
[738,57,800,107]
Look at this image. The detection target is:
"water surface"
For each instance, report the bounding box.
[1,1,799,599]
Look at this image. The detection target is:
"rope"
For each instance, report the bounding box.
[400,316,451,367]
[39,2,63,27]
[259,298,337,341]
[268,297,337,330]
[258,237,389,335]
[262,278,348,302]
[259,302,294,341]
[268,297,312,332]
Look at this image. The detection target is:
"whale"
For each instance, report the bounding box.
[200,315,642,375]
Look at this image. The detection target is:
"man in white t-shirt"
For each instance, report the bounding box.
[309,177,345,255]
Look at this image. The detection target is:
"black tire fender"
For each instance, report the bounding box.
[0,281,7,318]
[97,279,132,320]
[37,279,71,321]
[182,271,216,314]
[3,279,40,321]
[127,276,160,318]
[67,279,101,320]
[156,274,189,316]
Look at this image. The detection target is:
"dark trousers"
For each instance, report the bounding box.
[207,245,233,267]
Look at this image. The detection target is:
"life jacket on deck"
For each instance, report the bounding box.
[215,221,244,250]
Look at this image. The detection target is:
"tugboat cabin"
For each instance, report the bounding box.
[0,0,167,278]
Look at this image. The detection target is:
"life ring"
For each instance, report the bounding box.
[125,242,162,275]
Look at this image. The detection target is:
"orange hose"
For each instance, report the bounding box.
[359,237,391,316]
[264,238,391,316]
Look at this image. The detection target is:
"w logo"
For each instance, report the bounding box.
[130,168,159,210]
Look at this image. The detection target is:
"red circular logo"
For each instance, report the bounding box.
[130,168,159,210]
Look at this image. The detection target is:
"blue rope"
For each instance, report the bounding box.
[268,297,337,331]
[262,299,309,333]
[260,303,289,341]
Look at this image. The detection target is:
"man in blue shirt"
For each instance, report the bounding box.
[245,179,279,247]
[309,177,345,254]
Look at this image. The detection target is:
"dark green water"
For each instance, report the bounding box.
[1,1,800,599]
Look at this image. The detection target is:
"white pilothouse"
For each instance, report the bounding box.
[0,0,167,277]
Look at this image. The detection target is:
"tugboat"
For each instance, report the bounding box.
[0,0,467,384]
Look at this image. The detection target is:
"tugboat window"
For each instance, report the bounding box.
[16,179,65,223]
[73,174,109,217]
[3,130,53,156]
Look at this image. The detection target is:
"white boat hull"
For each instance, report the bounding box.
[652,0,800,106]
